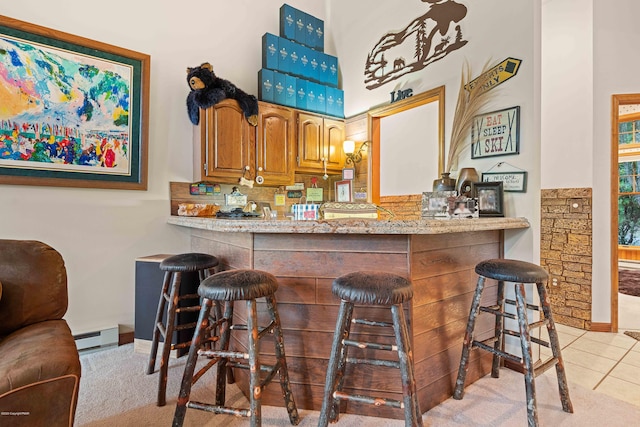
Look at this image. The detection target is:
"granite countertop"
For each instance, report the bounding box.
[167,216,530,234]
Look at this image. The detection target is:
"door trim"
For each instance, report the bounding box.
[609,93,640,332]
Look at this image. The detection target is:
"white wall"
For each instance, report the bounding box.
[329,0,541,262]
[0,0,326,335]
[541,0,593,189]
[592,0,640,323]
[542,0,640,324]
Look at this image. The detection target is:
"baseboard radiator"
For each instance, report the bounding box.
[73,326,119,351]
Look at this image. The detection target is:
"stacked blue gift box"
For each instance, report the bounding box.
[258,4,344,118]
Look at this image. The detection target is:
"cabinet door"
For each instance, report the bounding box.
[256,103,295,185]
[323,118,346,173]
[201,99,253,181]
[296,112,324,172]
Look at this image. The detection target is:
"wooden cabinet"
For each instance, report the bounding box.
[200,99,253,182]
[296,112,345,174]
[256,102,295,186]
[199,100,344,184]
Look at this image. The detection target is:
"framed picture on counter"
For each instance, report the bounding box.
[421,191,456,218]
[0,15,150,190]
[335,180,352,203]
[472,182,504,217]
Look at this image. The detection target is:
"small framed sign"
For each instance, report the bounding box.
[342,168,355,180]
[471,106,520,159]
[335,180,352,203]
[482,171,527,192]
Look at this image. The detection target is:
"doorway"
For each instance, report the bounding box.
[611,94,640,333]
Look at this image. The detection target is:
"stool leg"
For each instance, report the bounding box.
[515,283,538,427]
[266,295,300,425]
[391,303,423,427]
[147,271,172,375]
[537,282,573,413]
[157,272,182,406]
[492,280,506,378]
[453,276,486,400]
[319,300,354,427]
[215,301,233,406]
[172,298,213,427]
[246,298,261,427]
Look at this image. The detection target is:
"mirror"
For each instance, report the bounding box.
[368,86,445,204]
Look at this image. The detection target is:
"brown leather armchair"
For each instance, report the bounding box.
[0,240,81,427]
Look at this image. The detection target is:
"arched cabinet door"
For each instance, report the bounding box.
[256,102,295,186]
[200,99,253,181]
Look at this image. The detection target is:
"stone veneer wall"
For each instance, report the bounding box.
[379,195,422,220]
[540,188,593,330]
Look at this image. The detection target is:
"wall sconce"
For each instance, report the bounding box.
[343,140,370,165]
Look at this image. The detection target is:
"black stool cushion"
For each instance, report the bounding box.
[198,269,278,301]
[160,253,219,272]
[475,259,548,283]
[332,271,413,306]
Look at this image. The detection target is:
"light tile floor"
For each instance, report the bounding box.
[539,323,640,407]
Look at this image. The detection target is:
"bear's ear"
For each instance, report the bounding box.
[186,67,194,74]
[201,62,213,72]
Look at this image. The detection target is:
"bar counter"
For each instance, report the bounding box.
[168,216,530,419]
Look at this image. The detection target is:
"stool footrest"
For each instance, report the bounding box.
[171,341,194,351]
[502,329,550,347]
[480,305,517,320]
[342,339,397,352]
[226,361,281,388]
[533,356,559,377]
[333,391,404,409]
[505,298,540,312]
[174,306,201,314]
[528,319,549,331]
[346,357,401,369]
[473,338,522,364]
[187,401,251,417]
[199,349,249,360]
[157,323,167,338]
[352,318,393,328]
[173,322,197,332]
[231,321,276,339]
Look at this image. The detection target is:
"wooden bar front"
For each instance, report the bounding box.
[188,228,502,420]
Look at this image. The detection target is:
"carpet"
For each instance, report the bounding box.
[74,343,640,426]
[619,268,640,297]
[625,331,640,341]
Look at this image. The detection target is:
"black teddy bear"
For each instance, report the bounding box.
[186,62,258,126]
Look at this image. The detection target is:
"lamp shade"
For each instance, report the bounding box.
[343,140,355,154]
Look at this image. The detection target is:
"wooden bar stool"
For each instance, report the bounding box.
[319,271,423,427]
[172,269,299,427]
[453,259,573,427]
[146,252,219,406]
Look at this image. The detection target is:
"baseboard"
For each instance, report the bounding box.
[119,331,134,345]
[74,326,118,351]
[590,322,612,332]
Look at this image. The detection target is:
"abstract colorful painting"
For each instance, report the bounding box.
[0,15,149,189]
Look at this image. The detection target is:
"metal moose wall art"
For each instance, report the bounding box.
[364,0,469,90]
